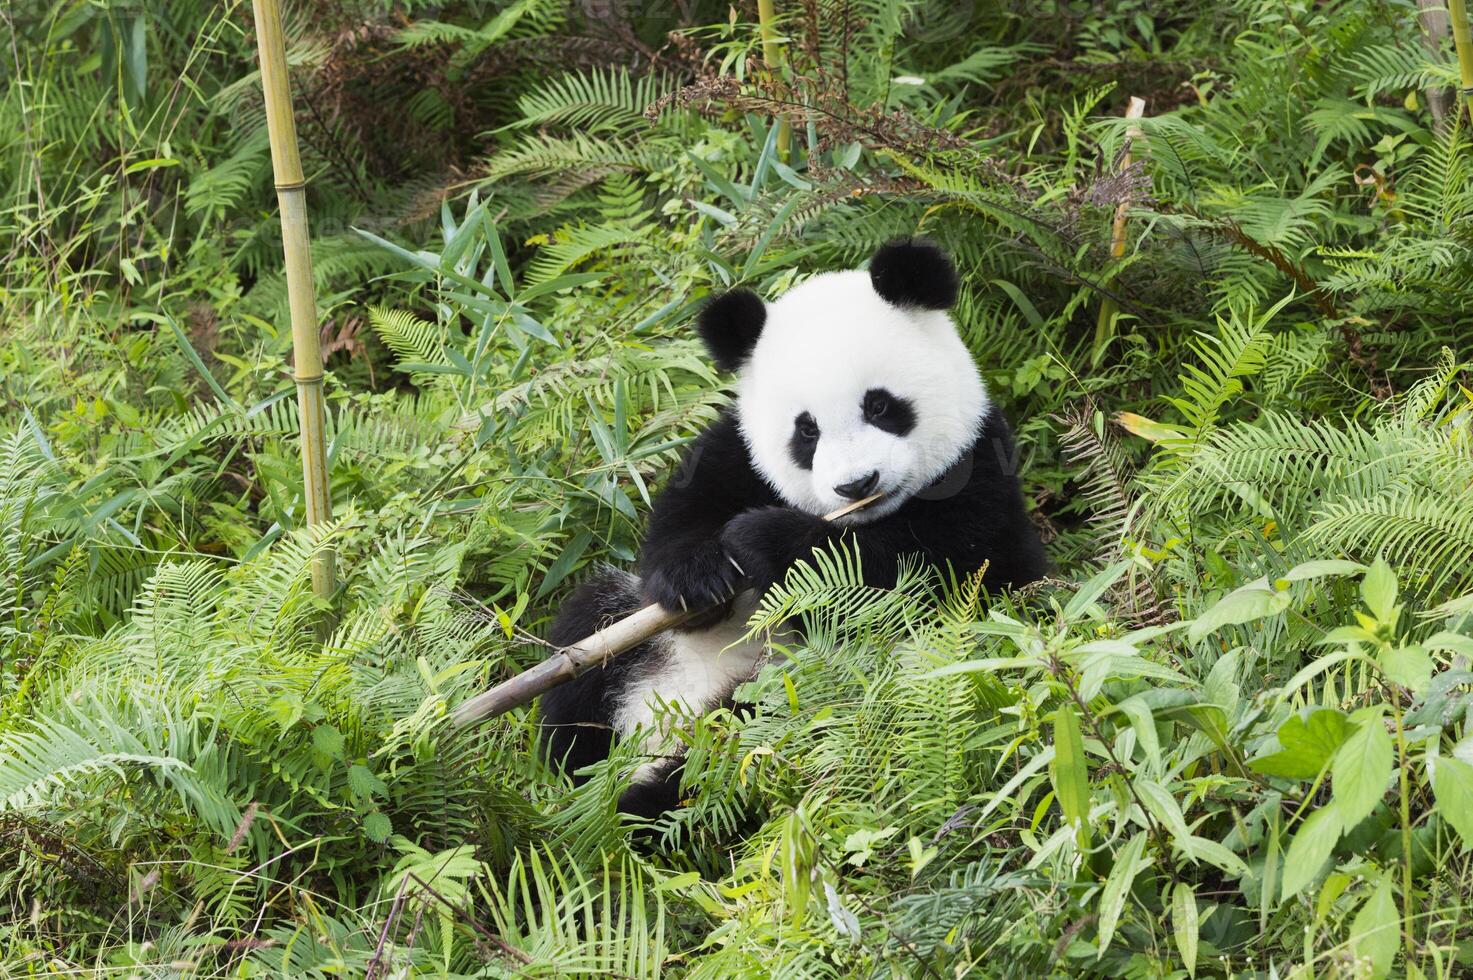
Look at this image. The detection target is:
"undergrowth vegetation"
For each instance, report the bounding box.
[3,0,1473,976]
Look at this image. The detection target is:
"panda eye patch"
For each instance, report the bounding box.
[788,412,819,470]
[861,387,915,436]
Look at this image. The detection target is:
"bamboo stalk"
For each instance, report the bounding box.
[1092,96,1147,367]
[251,0,335,599]
[1417,0,1453,129]
[756,0,792,161]
[450,493,882,728]
[1449,0,1473,119]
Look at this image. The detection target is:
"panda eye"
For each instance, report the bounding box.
[864,392,890,418]
[795,412,820,440]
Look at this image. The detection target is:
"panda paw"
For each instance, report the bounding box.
[719,506,830,592]
[641,540,742,614]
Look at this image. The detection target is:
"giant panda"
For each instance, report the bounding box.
[540,239,1047,818]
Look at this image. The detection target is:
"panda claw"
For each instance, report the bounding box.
[727,555,747,578]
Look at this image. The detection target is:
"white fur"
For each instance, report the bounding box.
[735,270,989,522]
[613,595,770,783]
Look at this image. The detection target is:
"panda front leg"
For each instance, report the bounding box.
[603,604,767,818]
[718,506,833,594]
[542,567,760,820]
[539,568,650,783]
[616,736,685,819]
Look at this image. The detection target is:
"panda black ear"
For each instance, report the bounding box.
[696,288,766,372]
[868,238,959,310]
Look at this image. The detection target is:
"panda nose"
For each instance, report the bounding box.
[833,471,879,500]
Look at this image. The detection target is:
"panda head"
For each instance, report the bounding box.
[697,239,988,523]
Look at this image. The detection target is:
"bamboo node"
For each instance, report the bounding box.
[274,179,308,191]
[294,374,326,385]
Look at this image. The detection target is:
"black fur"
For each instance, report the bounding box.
[868,238,959,310]
[539,569,643,781]
[538,568,690,818]
[696,288,766,371]
[788,412,819,470]
[539,406,1047,821]
[862,387,915,436]
[639,414,773,611]
[646,404,1046,598]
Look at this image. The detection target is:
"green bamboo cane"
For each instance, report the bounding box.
[756,0,792,161]
[251,0,336,599]
[1449,0,1473,118]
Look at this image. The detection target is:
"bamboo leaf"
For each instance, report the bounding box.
[1189,586,1290,642]
[1096,831,1148,954]
[1051,703,1091,846]
[1171,882,1199,977]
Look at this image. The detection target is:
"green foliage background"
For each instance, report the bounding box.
[3,0,1473,975]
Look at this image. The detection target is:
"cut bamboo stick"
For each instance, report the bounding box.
[1449,0,1473,119]
[251,0,335,599]
[450,493,882,728]
[1092,96,1147,366]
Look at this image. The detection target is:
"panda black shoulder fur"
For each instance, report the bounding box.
[540,240,1046,818]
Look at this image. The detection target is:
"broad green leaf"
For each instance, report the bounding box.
[656,871,702,892]
[1331,713,1392,829]
[1114,695,1161,772]
[842,826,899,868]
[1096,831,1148,955]
[1278,650,1372,700]
[311,725,345,759]
[1349,880,1398,979]
[481,212,515,296]
[691,199,739,226]
[1281,805,1342,903]
[1380,645,1432,692]
[1203,649,1241,712]
[1063,561,1128,619]
[1424,631,1473,657]
[1172,882,1199,978]
[1189,587,1290,642]
[363,811,392,843]
[1361,558,1398,622]
[1051,704,1091,846]
[923,655,1045,678]
[348,763,387,800]
[516,272,602,302]
[1179,835,1249,877]
[1280,559,1367,582]
[1136,778,1193,851]
[1250,708,1353,779]
[1432,757,1473,848]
